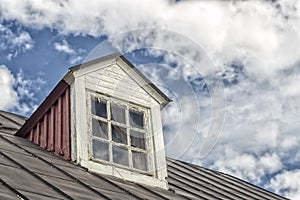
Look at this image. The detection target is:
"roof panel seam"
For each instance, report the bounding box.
[0,134,112,200]
[0,149,74,199]
[170,160,287,200]
[90,172,143,200]
[135,183,174,200]
[168,164,248,200]
[0,113,24,127]
[0,177,29,200]
[168,181,210,200]
[168,174,228,200]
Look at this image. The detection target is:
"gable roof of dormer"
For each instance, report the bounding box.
[64,52,171,108]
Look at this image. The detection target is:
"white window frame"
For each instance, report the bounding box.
[87,91,155,175]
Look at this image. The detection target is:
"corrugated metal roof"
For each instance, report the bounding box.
[0,111,289,200]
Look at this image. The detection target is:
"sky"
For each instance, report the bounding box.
[0,0,300,198]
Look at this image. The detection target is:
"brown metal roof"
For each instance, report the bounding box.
[0,110,288,200]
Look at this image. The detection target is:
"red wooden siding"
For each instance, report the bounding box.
[26,86,71,160]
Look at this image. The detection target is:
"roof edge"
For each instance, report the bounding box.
[69,52,122,71]
[118,55,172,108]
[68,52,171,108]
[15,80,69,137]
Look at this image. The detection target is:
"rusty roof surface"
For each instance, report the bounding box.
[0,110,288,200]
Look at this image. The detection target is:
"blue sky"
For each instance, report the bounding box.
[1,0,300,198]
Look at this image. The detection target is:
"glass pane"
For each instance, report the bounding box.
[129,109,144,129]
[92,139,109,161]
[112,145,129,166]
[92,119,108,139]
[130,130,146,150]
[111,103,126,124]
[91,97,107,118]
[132,151,148,171]
[112,125,127,145]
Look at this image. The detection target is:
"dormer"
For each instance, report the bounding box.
[15,53,171,189]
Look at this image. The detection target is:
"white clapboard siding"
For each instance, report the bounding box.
[85,64,152,106]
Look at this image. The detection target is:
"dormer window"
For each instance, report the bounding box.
[90,93,151,172]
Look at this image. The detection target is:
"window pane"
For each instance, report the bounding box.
[92,140,109,161]
[132,151,148,171]
[92,119,108,139]
[112,125,127,145]
[130,130,146,150]
[112,145,129,166]
[111,103,126,124]
[91,97,107,118]
[129,109,144,129]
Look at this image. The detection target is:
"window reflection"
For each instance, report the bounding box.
[132,151,148,171]
[129,109,144,129]
[112,125,127,145]
[113,145,129,166]
[111,103,126,124]
[92,119,108,139]
[91,98,107,118]
[130,130,146,150]
[92,140,109,161]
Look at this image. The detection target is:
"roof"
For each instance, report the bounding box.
[0,110,288,200]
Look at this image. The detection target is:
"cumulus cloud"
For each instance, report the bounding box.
[0,65,45,116]
[1,0,300,198]
[0,23,33,60]
[53,39,85,64]
[269,170,300,199]
[13,69,46,116]
[53,39,75,55]
[0,65,18,109]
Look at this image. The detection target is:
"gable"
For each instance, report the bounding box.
[68,53,170,108]
[85,63,152,107]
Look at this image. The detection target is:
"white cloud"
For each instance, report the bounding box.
[53,40,75,55]
[269,170,300,199]
[0,65,18,110]
[53,39,85,64]
[0,65,45,116]
[13,69,46,116]
[0,23,33,60]
[1,0,300,198]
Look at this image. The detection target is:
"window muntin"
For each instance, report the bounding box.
[90,95,150,172]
